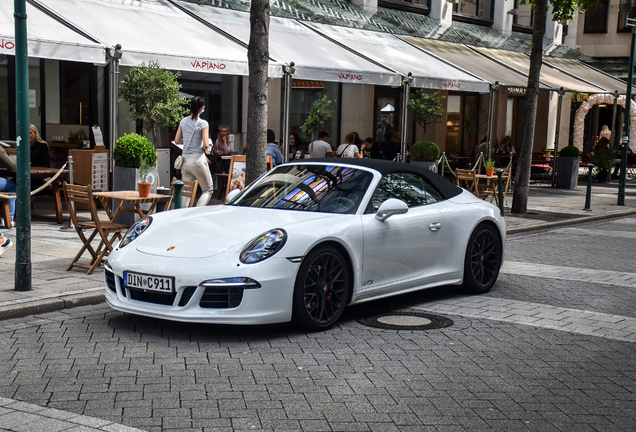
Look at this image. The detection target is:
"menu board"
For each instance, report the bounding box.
[92,152,109,191]
[225,155,272,201]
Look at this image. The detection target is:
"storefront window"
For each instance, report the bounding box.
[445,94,480,157]
[178,73,242,148]
[453,0,493,21]
[0,55,11,141]
[59,61,90,125]
[287,81,339,149]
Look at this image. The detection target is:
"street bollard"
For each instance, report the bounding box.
[583,164,594,211]
[173,180,184,209]
[495,168,504,215]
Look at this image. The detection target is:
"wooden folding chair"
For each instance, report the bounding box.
[455,168,484,198]
[165,177,199,209]
[63,183,128,275]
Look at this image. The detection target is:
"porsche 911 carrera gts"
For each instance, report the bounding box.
[105,159,505,330]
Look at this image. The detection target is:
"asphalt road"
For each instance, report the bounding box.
[1,216,635,432]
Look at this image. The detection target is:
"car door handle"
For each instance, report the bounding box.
[429,221,442,231]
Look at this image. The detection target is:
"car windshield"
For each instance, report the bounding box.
[229,163,374,214]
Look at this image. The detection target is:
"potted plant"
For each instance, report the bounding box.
[67,129,86,145]
[137,157,155,197]
[410,141,440,172]
[119,61,187,147]
[407,90,445,135]
[593,146,616,183]
[556,145,580,189]
[113,133,158,223]
[485,159,496,177]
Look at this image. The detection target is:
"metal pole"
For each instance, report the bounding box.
[619,21,635,206]
[400,73,412,163]
[173,181,184,209]
[611,90,619,148]
[14,0,31,291]
[496,168,504,215]
[109,45,122,183]
[487,82,499,161]
[281,63,294,162]
[551,88,564,187]
[584,164,594,211]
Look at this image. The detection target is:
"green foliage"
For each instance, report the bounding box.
[559,145,580,157]
[138,157,155,182]
[410,141,439,162]
[520,0,599,24]
[593,147,616,173]
[114,133,157,169]
[485,160,496,168]
[300,96,335,136]
[68,129,86,139]
[119,61,187,146]
[407,90,445,133]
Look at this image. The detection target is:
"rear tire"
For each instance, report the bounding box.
[292,245,350,330]
[462,223,502,294]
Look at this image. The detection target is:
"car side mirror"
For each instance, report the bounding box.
[375,198,408,222]
[226,188,241,203]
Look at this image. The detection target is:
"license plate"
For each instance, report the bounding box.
[124,271,175,294]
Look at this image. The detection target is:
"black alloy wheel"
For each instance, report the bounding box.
[292,245,350,330]
[462,223,502,294]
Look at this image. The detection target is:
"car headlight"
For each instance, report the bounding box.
[240,229,287,264]
[119,217,152,248]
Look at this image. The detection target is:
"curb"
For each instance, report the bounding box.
[507,209,636,235]
[0,292,104,321]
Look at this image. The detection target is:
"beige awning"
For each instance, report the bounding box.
[399,36,532,89]
[541,57,634,94]
[471,46,606,93]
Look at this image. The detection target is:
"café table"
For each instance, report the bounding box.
[0,166,69,224]
[92,190,171,224]
[475,173,499,204]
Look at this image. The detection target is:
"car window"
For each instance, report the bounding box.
[231,164,374,214]
[368,172,444,213]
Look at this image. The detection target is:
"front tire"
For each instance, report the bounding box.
[462,223,502,294]
[292,245,350,330]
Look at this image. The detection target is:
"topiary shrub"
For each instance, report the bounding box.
[410,141,440,162]
[559,145,580,157]
[113,133,157,168]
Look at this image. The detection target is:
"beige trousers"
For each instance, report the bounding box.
[182,152,213,207]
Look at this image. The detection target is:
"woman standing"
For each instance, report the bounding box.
[30,124,50,168]
[174,97,213,207]
[213,124,232,173]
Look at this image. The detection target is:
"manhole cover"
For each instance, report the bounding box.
[358,312,453,330]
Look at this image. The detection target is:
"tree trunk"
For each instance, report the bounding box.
[511,0,546,215]
[246,0,270,185]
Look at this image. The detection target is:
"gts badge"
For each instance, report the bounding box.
[362,279,374,287]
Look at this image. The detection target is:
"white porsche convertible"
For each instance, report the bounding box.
[105,159,505,330]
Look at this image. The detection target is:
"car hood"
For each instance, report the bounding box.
[134,205,339,258]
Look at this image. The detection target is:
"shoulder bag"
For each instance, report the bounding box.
[174,120,200,169]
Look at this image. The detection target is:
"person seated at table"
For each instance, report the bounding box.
[289,132,307,160]
[266,130,283,167]
[212,124,232,173]
[501,135,515,156]
[30,124,51,168]
[0,146,16,226]
[308,131,332,158]
[380,131,400,161]
[336,133,362,158]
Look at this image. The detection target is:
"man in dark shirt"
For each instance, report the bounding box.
[381,131,400,161]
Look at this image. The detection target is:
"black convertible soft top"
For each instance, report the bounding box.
[289,158,463,200]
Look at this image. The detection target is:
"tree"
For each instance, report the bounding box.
[407,90,445,134]
[245,0,270,186]
[300,96,336,146]
[119,61,187,147]
[512,0,598,214]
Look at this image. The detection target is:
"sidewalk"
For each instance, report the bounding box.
[1,181,635,322]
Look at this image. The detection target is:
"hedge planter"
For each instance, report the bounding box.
[555,156,580,189]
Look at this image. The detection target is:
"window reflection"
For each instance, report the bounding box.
[233,164,372,214]
[370,172,443,212]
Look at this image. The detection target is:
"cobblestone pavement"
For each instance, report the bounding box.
[0,217,635,431]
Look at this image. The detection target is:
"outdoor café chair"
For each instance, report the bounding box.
[165,177,198,209]
[63,182,128,275]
